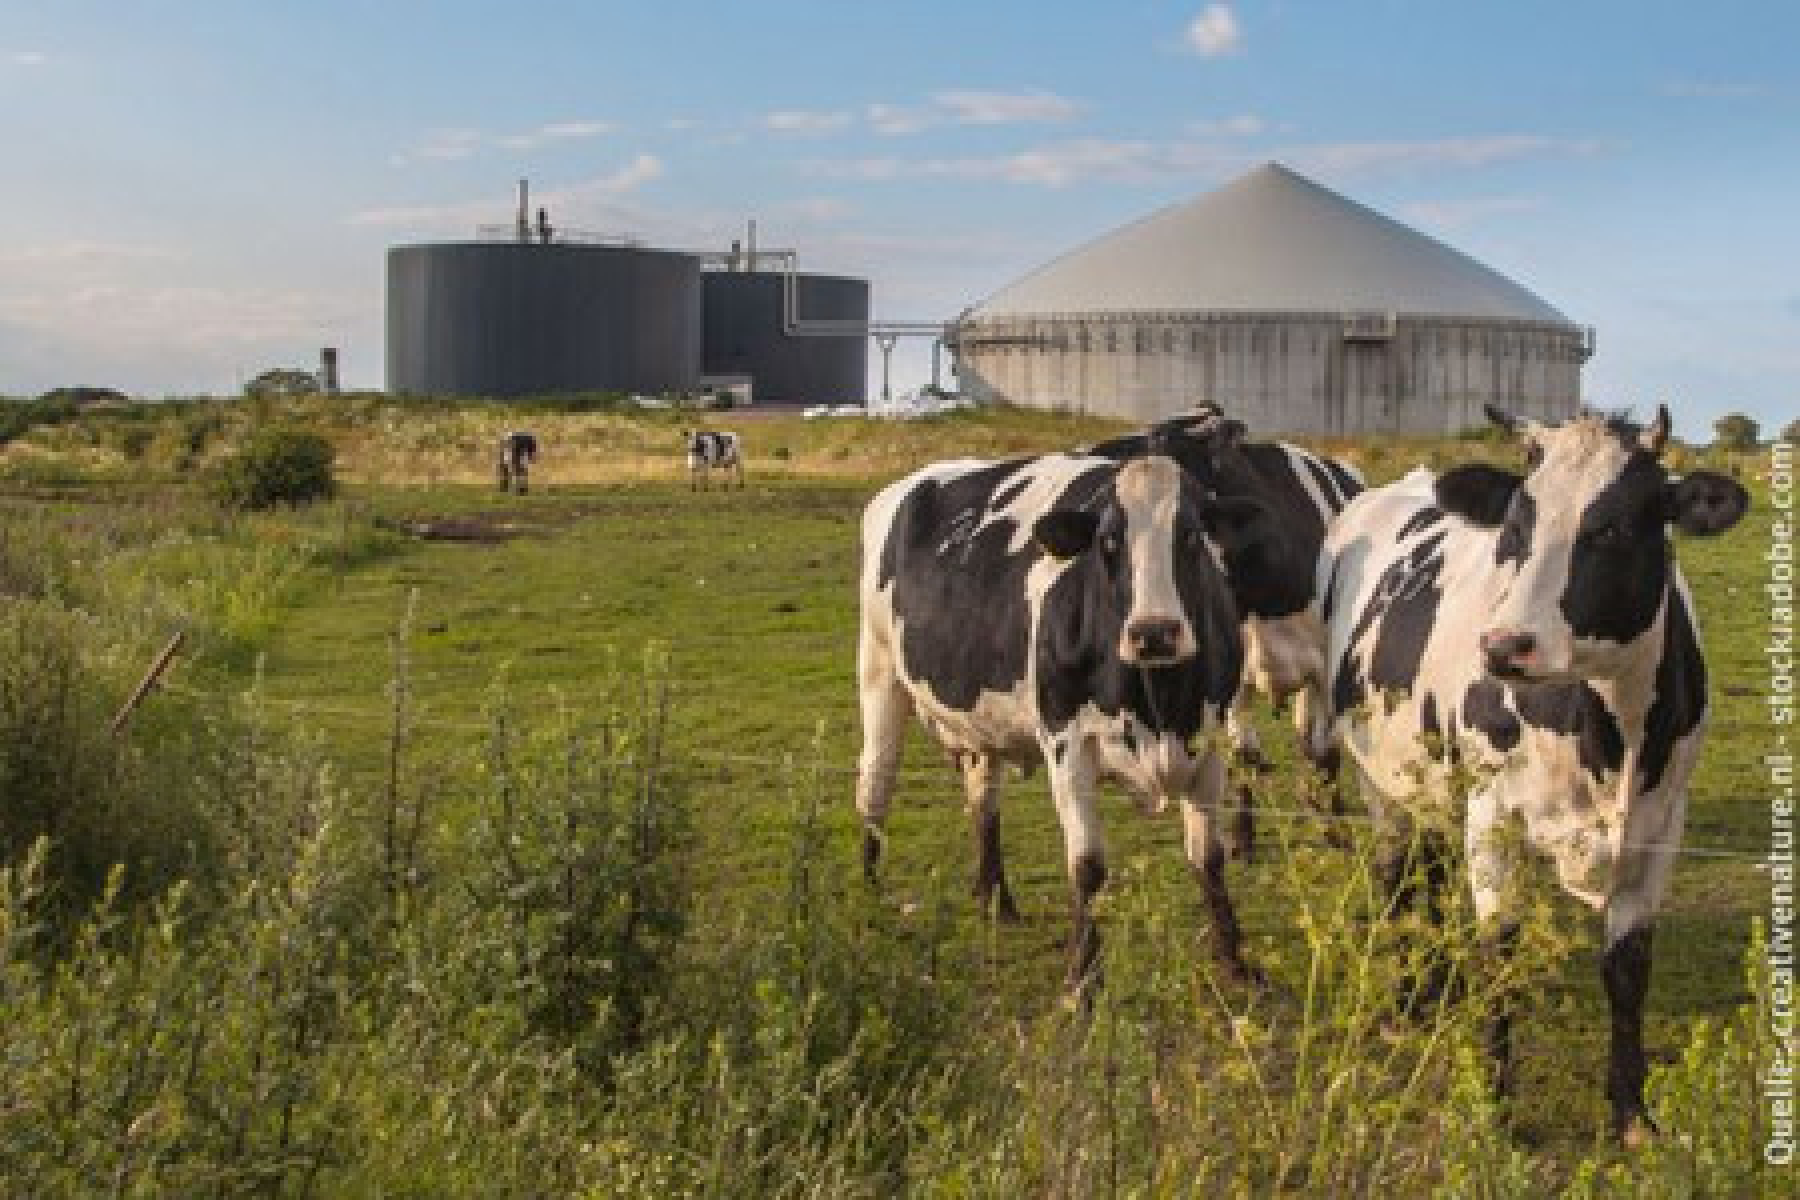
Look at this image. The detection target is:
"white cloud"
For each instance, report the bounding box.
[0,241,179,266]
[497,120,616,150]
[935,89,1079,126]
[764,109,854,135]
[865,90,1080,136]
[392,118,615,165]
[813,130,1601,190]
[1184,5,1243,57]
[1286,134,1604,175]
[867,103,933,136]
[1400,193,1543,232]
[1188,113,1265,137]
[351,154,664,231]
[9,50,48,67]
[817,139,1227,188]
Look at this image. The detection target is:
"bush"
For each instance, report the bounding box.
[214,428,337,510]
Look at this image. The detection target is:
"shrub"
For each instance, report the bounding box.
[214,428,338,510]
[1714,412,1760,452]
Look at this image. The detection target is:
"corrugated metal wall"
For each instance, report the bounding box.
[386,243,702,397]
[951,313,1586,433]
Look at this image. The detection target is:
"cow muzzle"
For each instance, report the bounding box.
[1123,618,1192,666]
[1480,630,1539,679]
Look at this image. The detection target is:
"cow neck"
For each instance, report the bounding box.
[1579,585,1668,756]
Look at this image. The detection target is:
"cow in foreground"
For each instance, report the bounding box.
[1318,405,1747,1141]
[497,430,538,494]
[684,429,744,489]
[857,440,1277,990]
[1089,406,1363,855]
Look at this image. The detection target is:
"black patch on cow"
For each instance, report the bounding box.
[1053,737,1068,765]
[1640,585,1706,793]
[1338,532,1447,704]
[1322,458,1363,504]
[1463,678,1521,752]
[1436,464,1521,528]
[1601,926,1655,1133]
[1302,455,1347,511]
[1512,681,1626,782]
[1495,488,1535,567]
[991,474,1031,511]
[879,457,1069,711]
[1333,653,1365,718]
[1560,453,1670,645]
[1396,505,1443,541]
[1120,725,1139,755]
[1420,691,1442,741]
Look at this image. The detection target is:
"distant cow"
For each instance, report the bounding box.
[497,431,538,494]
[1089,406,1363,853]
[857,439,1280,991]
[1318,405,1747,1141]
[683,429,744,489]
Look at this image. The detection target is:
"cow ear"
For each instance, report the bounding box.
[1034,510,1099,560]
[1435,464,1522,528]
[1664,470,1749,536]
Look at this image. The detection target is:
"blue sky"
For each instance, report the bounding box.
[1,1,1794,437]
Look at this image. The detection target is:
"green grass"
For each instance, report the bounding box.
[0,405,1786,1192]
[238,434,1776,1165]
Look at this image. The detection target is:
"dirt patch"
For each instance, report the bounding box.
[375,514,538,543]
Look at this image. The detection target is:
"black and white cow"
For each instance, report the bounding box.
[1089,407,1364,852]
[1318,405,1748,1141]
[497,430,539,494]
[683,429,744,490]
[857,440,1278,989]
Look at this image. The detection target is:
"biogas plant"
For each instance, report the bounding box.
[384,164,1590,433]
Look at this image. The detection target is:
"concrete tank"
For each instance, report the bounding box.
[701,272,869,406]
[386,242,701,397]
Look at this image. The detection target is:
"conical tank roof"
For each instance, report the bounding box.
[970,162,1572,324]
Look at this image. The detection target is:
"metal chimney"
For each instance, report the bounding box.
[318,347,340,394]
[747,219,757,273]
[516,179,531,243]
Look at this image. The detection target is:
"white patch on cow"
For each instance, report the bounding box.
[1115,457,1197,664]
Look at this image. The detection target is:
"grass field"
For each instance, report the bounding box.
[0,398,1785,1195]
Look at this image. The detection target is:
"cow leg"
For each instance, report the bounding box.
[855,631,912,883]
[963,754,1020,923]
[1046,735,1105,999]
[1222,686,1262,862]
[1184,751,1259,984]
[1601,924,1657,1144]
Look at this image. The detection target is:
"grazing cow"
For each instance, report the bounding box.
[1318,405,1747,1141]
[683,429,744,490]
[857,440,1279,990]
[497,431,538,494]
[1088,406,1364,854]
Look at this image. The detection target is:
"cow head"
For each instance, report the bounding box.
[1435,405,1747,681]
[1033,456,1273,667]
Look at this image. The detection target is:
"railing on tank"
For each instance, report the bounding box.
[474,223,645,247]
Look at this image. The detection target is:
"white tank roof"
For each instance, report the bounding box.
[970,162,1573,325]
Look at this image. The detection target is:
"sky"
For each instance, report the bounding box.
[1,1,1795,438]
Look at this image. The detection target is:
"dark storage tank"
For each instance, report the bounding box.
[701,272,869,405]
[386,242,701,397]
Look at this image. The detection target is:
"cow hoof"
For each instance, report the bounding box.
[1219,958,1268,991]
